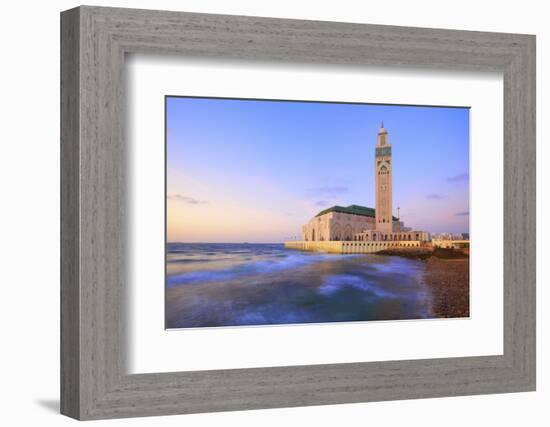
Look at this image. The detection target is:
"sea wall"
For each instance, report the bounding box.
[284,240,420,254]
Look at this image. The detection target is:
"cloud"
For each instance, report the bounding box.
[307,186,349,197]
[168,194,207,205]
[455,211,469,216]
[427,193,445,199]
[315,200,330,207]
[447,173,469,183]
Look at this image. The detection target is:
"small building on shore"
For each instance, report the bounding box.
[298,123,430,247]
[432,239,470,249]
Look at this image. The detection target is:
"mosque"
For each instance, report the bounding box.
[300,123,430,244]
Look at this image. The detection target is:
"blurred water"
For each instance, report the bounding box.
[166,243,431,328]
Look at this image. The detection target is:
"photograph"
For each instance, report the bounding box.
[165,96,470,329]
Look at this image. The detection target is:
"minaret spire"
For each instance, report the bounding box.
[375,123,392,234]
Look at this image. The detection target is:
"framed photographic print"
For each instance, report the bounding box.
[164,97,470,329]
[61,6,536,420]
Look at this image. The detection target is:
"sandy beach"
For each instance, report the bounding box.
[423,256,470,318]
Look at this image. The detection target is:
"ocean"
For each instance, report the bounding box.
[166,243,432,328]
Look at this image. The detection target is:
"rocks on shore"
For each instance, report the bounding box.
[375,246,470,318]
[375,246,468,260]
[375,246,432,259]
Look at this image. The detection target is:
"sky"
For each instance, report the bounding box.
[166,96,470,243]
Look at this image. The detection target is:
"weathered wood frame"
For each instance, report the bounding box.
[61,5,536,420]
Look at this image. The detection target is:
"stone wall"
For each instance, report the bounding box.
[284,240,421,254]
[354,230,430,242]
[301,211,375,241]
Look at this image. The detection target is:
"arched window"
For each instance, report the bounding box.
[343,224,353,241]
[332,223,342,241]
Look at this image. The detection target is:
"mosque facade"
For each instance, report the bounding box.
[301,124,430,243]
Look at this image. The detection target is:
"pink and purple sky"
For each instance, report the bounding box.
[166,97,469,243]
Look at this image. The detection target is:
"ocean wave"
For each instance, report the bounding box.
[166,252,348,287]
[167,270,242,286]
[369,258,422,275]
[167,258,222,264]
[235,309,309,326]
[318,274,395,298]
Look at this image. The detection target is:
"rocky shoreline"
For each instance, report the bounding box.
[422,256,470,318]
[376,247,470,318]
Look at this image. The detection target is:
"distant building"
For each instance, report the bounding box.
[432,232,469,241]
[432,239,469,249]
[301,124,429,243]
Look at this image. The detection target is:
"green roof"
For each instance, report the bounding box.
[315,204,398,221]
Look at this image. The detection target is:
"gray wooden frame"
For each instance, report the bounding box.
[60,5,536,420]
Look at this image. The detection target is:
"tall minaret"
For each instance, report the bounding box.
[375,122,393,234]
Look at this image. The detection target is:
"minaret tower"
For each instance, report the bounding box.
[375,122,393,234]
